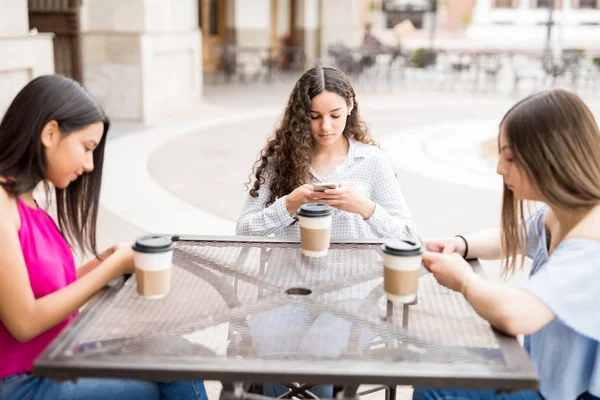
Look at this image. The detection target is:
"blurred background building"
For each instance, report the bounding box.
[0,0,599,121]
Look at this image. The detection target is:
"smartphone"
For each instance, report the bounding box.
[313,182,339,192]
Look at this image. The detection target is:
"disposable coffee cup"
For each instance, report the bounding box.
[382,239,424,304]
[298,203,333,257]
[132,235,175,299]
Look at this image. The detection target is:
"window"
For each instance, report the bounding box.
[579,0,598,8]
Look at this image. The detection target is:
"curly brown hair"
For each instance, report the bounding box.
[248,66,376,206]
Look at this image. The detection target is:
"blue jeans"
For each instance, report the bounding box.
[0,373,207,400]
[412,389,544,400]
[413,388,600,400]
[263,383,333,398]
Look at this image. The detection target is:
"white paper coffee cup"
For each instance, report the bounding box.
[132,235,175,299]
[298,203,333,257]
[382,239,424,304]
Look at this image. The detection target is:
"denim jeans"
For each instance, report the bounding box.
[0,373,207,400]
[413,388,600,400]
[263,383,334,398]
[412,389,543,400]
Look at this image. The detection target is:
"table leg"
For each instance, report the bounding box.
[285,383,319,399]
[336,384,360,400]
[387,386,397,400]
[402,303,409,329]
[219,382,244,400]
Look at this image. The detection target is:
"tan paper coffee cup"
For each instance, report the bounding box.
[132,235,175,299]
[382,239,424,304]
[298,203,333,257]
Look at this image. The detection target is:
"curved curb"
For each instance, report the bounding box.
[100,109,280,235]
[101,110,506,236]
[380,120,503,193]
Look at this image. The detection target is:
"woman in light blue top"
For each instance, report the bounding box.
[415,89,600,400]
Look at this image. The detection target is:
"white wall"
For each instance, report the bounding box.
[81,0,202,122]
[81,0,197,33]
[0,0,54,116]
[0,0,28,36]
[320,0,364,63]
[234,0,271,28]
[80,0,145,33]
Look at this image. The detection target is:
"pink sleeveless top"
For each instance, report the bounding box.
[0,198,78,378]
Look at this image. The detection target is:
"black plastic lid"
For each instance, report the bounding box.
[381,239,424,257]
[132,235,175,254]
[297,203,333,217]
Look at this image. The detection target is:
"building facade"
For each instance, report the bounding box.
[1,0,366,122]
[4,0,598,121]
[201,0,364,73]
[467,0,600,50]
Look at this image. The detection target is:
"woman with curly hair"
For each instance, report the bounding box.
[236,66,415,239]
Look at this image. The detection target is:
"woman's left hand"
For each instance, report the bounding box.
[422,251,475,292]
[312,184,376,219]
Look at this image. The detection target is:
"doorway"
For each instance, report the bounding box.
[200,0,226,73]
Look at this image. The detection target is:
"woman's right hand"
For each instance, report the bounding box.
[108,242,135,275]
[285,184,314,215]
[425,237,466,256]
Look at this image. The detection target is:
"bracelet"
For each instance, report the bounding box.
[460,273,479,297]
[454,235,469,259]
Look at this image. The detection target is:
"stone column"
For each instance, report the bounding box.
[80,0,202,122]
[0,0,54,115]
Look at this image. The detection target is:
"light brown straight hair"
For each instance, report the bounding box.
[500,89,600,276]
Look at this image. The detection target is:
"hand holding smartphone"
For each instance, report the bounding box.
[312,182,340,192]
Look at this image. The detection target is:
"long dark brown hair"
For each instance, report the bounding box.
[248,66,376,206]
[0,75,110,256]
[500,89,600,275]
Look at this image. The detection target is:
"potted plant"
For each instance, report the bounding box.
[410,48,437,68]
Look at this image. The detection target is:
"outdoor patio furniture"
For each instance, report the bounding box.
[34,236,538,400]
[510,53,545,94]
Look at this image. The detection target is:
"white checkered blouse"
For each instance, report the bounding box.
[236,139,416,240]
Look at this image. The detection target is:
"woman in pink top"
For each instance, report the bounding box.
[0,76,207,400]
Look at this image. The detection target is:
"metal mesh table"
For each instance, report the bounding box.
[34,236,538,395]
